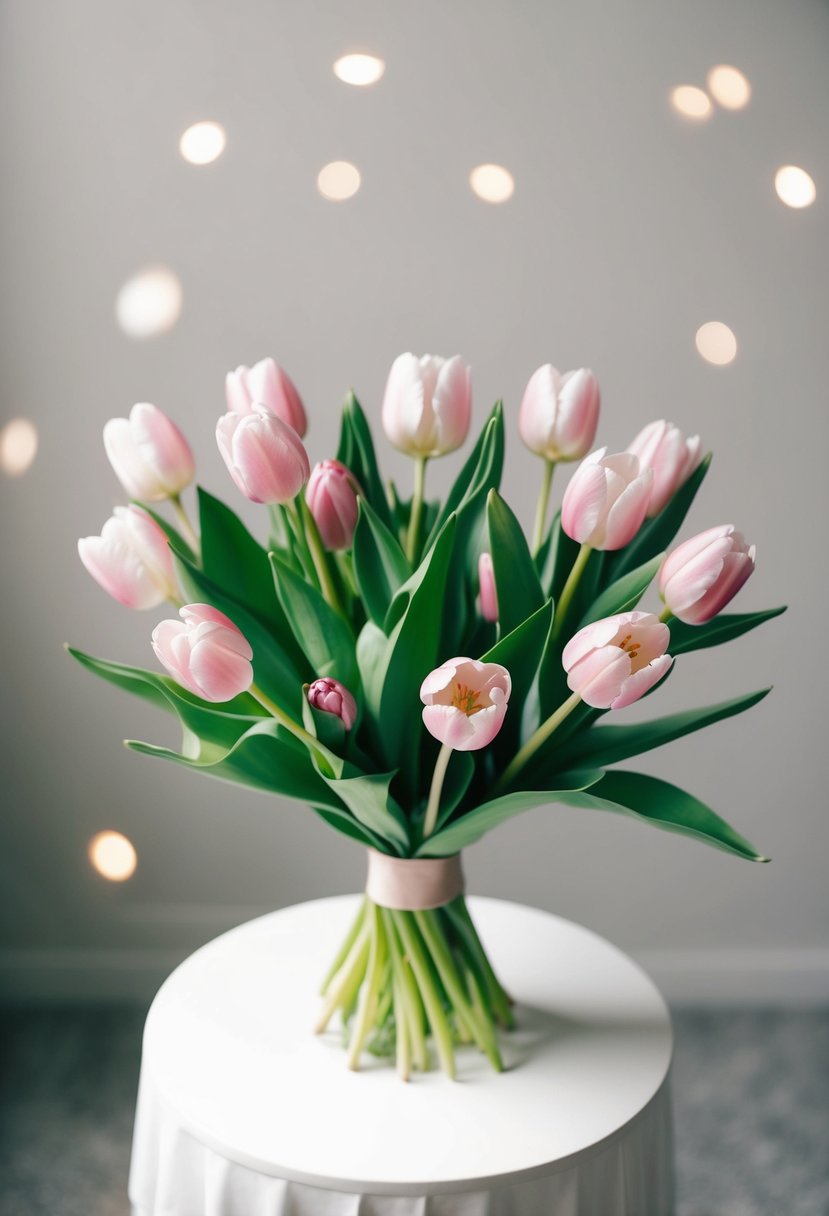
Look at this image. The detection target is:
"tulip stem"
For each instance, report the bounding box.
[659,606,673,623]
[249,683,340,769]
[422,743,454,841]
[531,459,556,556]
[406,456,428,566]
[295,498,347,619]
[494,691,582,793]
[170,494,200,560]
[552,543,592,640]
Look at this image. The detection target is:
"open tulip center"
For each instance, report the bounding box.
[452,682,485,716]
[618,633,643,663]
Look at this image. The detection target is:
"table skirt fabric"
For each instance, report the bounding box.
[129,1071,674,1216]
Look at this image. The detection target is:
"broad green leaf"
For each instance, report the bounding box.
[352,498,411,627]
[578,553,664,627]
[558,688,771,769]
[558,770,767,862]
[486,489,545,635]
[667,606,787,655]
[316,768,410,854]
[270,553,359,692]
[416,769,604,856]
[336,392,394,531]
[136,502,197,566]
[425,402,504,548]
[433,752,475,833]
[479,601,553,754]
[198,487,282,625]
[545,511,581,601]
[606,453,712,581]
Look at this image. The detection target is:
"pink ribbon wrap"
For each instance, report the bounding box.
[365,849,465,911]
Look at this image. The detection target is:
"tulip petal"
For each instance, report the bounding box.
[611,654,673,709]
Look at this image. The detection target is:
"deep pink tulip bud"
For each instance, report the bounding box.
[152,604,253,702]
[103,403,195,502]
[382,353,471,458]
[561,448,653,550]
[307,677,357,730]
[225,357,307,437]
[420,657,511,751]
[478,552,499,623]
[78,505,177,610]
[306,459,361,551]
[519,365,600,462]
[563,611,672,710]
[627,420,702,517]
[216,403,310,504]
[659,525,756,625]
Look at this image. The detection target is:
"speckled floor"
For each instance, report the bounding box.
[0,1009,827,1215]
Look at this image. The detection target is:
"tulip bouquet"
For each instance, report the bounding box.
[71,352,783,1080]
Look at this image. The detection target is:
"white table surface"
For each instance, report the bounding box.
[130,895,674,1214]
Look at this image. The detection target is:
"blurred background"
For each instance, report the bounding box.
[1,0,828,1210]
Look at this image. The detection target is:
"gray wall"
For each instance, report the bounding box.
[1,0,827,1004]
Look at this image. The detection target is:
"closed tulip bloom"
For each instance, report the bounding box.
[659,525,756,625]
[78,505,177,610]
[519,365,600,462]
[478,552,499,623]
[103,403,195,502]
[225,357,307,436]
[307,677,357,730]
[152,604,253,702]
[382,353,471,458]
[627,420,702,517]
[306,459,360,550]
[563,611,673,710]
[216,403,310,504]
[420,657,511,751]
[561,448,653,550]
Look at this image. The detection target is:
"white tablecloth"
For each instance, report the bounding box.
[130,896,674,1215]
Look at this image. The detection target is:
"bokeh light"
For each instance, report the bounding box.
[670,86,713,120]
[707,65,751,110]
[88,831,137,882]
[469,163,515,203]
[179,121,226,165]
[695,321,738,366]
[333,54,385,86]
[774,165,816,209]
[0,417,38,476]
[116,266,183,339]
[317,161,361,201]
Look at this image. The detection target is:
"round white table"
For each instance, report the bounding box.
[129,895,674,1215]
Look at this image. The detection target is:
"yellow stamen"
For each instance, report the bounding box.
[452,682,485,716]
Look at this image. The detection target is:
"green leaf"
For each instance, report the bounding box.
[136,502,197,566]
[433,752,475,832]
[352,498,411,627]
[417,769,604,856]
[606,453,712,581]
[198,487,281,625]
[425,402,504,548]
[558,770,768,862]
[667,606,787,655]
[545,511,581,601]
[486,490,545,635]
[316,768,410,855]
[578,553,664,628]
[269,553,359,692]
[479,600,554,753]
[336,392,394,531]
[559,688,771,769]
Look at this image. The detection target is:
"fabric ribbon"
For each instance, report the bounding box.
[365,849,465,911]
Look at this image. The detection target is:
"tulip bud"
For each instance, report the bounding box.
[152,604,253,702]
[103,403,195,502]
[420,657,511,751]
[519,365,600,463]
[563,611,672,710]
[382,353,471,458]
[627,420,702,517]
[478,552,499,623]
[225,357,307,436]
[561,448,653,550]
[307,677,357,730]
[659,525,756,625]
[306,459,361,551]
[78,505,177,610]
[216,404,310,504]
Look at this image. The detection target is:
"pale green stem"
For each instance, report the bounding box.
[531,459,556,556]
[320,899,367,995]
[393,973,411,1081]
[170,494,200,559]
[381,908,428,1072]
[296,498,347,618]
[314,921,371,1032]
[552,542,592,640]
[422,743,453,840]
[494,690,583,793]
[347,904,386,1068]
[406,456,428,565]
[249,683,340,770]
[659,605,673,623]
[393,910,456,1079]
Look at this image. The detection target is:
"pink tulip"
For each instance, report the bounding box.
[659,525,756,625]
[563,611,673,710]
[478,552,499,623]
[78,505,177,610]
[382,353,471,458]
[627,420,702,517]
[519,365,600,462]
[561,448,653,550]
[307,677,357,730]
[420,657,511,751]
[104,404,195,503]
[225,358,308,436]
[216,404,310,504]
[152,604,253,702]
[306,459,361,550]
